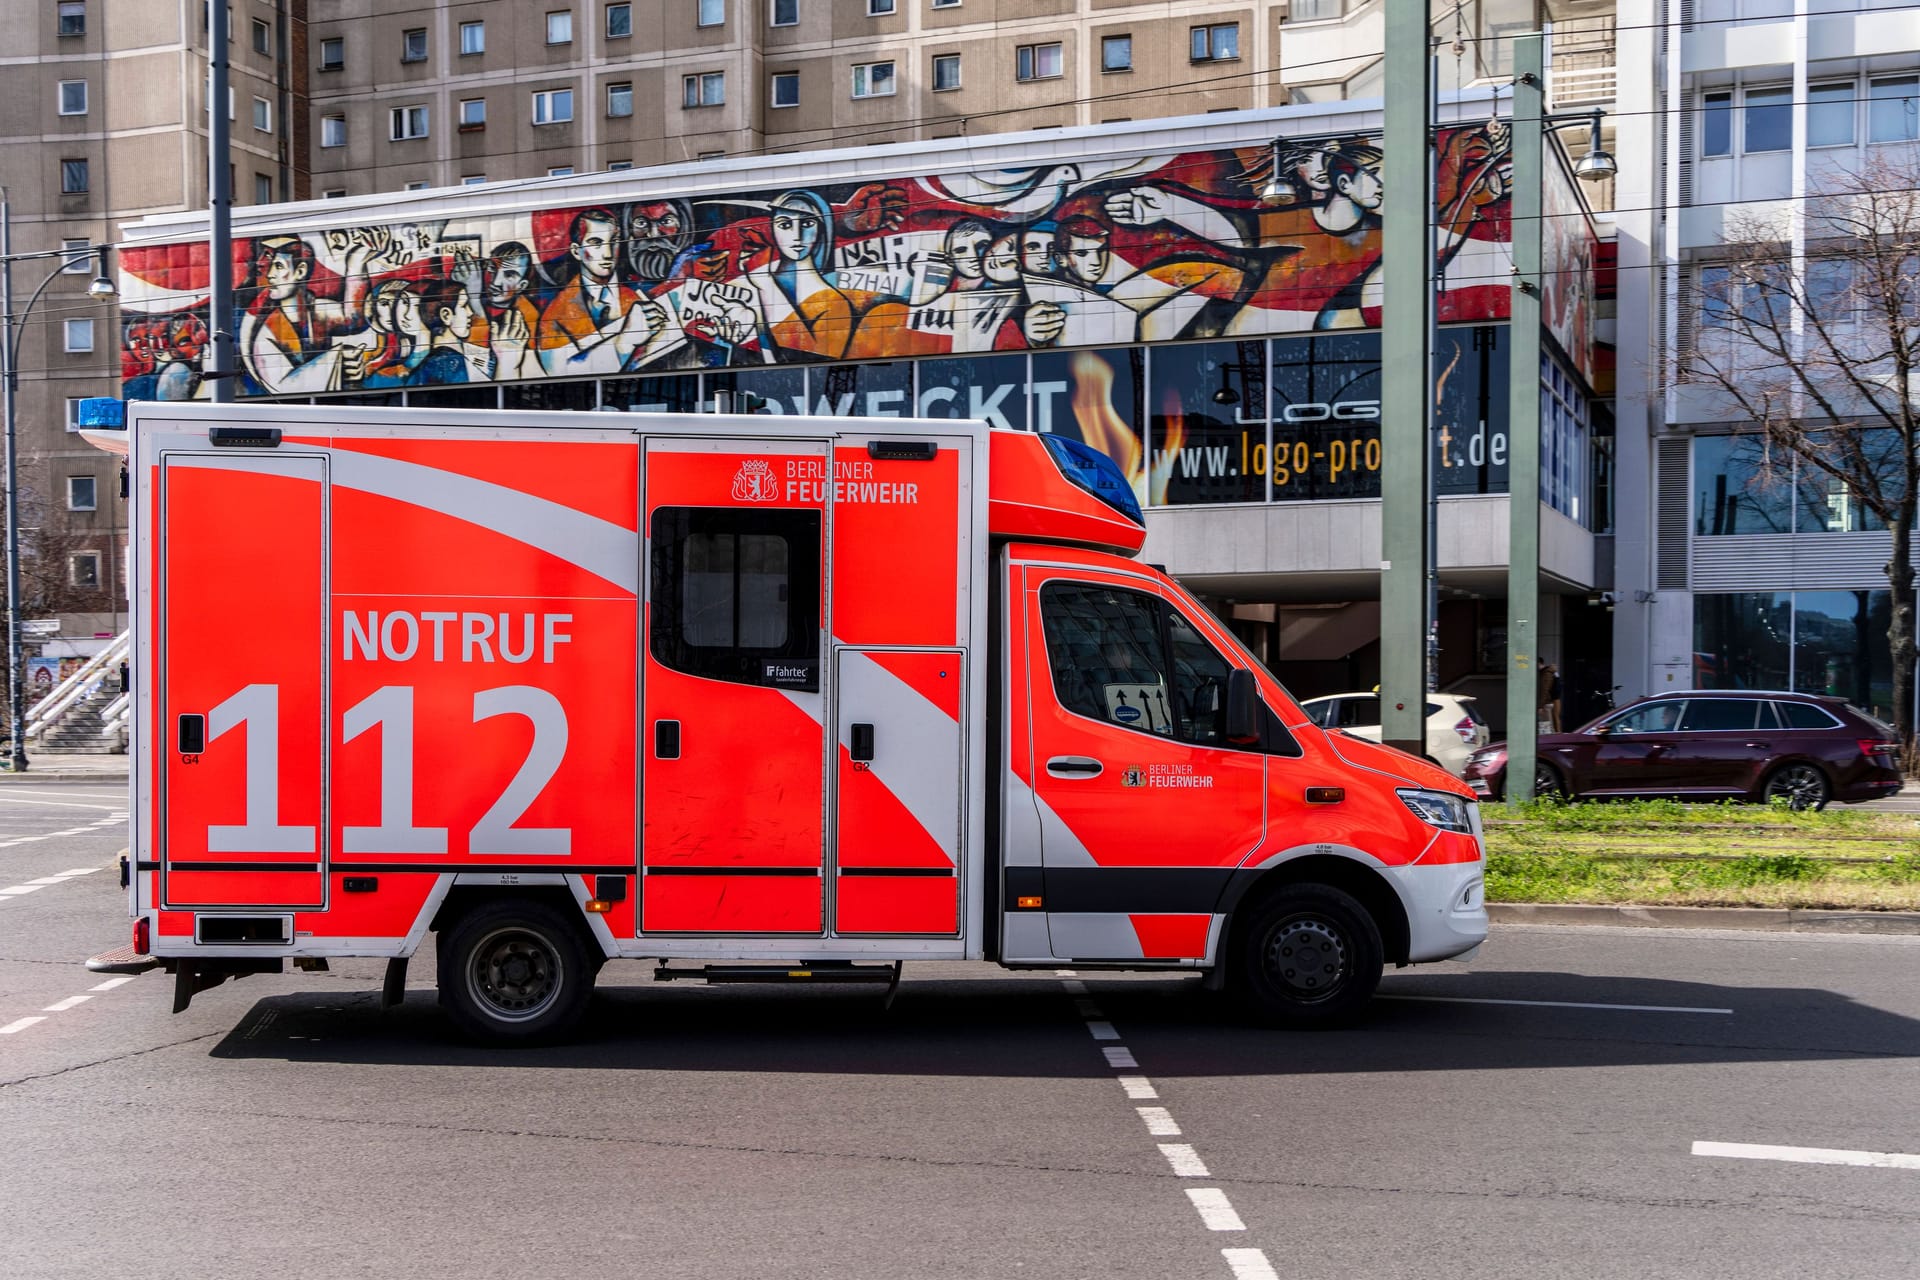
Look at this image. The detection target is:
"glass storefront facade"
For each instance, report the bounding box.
[1694,432,1898,536]
[1694,589,1895,720]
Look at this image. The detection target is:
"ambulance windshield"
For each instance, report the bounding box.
[1040,433,1144,526]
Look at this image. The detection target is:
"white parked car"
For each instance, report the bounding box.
[1300,691,1491,777]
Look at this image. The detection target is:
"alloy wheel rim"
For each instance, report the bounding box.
[467,927,563,1022]
[1262,915,1350,1003]
[1769,765,1825,810]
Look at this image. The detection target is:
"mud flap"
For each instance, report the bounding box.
[170,958,285,1013]
[381,957,409,1010]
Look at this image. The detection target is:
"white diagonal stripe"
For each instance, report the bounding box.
[1222,1249,1280,1280]
[1137,1106,1181,1136]
[1103,1046,1138,1068]
[43,996,90,1012]
[1159,1143,1209,1177]
[0,1017,47,1034]
[1693,1140,1920,1170]
[1186,1189,1245,1231]
[1087,1020,1120,1041]
[1118,1075,1158,1100]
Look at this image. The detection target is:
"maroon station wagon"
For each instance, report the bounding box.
[1462,690,1903,810]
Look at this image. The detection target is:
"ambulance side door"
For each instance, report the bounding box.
[1019,565,1266,963]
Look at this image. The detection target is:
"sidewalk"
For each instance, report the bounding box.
[0,752,130,783]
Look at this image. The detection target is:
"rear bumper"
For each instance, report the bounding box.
[1385,859,1488,963]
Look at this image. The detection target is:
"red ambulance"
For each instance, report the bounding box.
[88,404,1485,1043]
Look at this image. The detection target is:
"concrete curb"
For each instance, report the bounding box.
[1491,901,1920,934]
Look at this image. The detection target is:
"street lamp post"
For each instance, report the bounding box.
[0,192,117,772]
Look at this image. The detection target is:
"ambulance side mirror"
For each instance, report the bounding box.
[1225,669,1261,746]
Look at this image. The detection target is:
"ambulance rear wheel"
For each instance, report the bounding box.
[437,899,594,1045]
[1232,884,1383,1027]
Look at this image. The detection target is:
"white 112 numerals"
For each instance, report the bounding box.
[204,682,571,856]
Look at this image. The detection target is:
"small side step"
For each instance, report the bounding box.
[654,961,901,986]
[85,944,161,975]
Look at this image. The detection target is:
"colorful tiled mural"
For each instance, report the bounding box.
[116,122,1528,401]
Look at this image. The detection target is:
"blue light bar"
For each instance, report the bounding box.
[1040,432,1144,526]
[78,398,126,428]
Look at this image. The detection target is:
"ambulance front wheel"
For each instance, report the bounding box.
[437,899,596,1045]
[1231,884,1383,1027]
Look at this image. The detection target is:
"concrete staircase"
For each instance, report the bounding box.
[33,680,126,754]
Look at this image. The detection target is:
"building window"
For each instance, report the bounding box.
[459,97,486,128]
[608,160,633,170]
[60,158,88,194]
[462,175,487,185]
[1808,82,1855,148]
[607,82,633,117]
[1291,0,1345,18]
[931,0,959,7]
[69,552,100,589]
[770,0,796,24]
[931,54,959,92]
[254,173,272,203]
[699,0,724,25]
[1743,85,1791,153]
[319,36,343,70]
[57,2,85,37]
[868,0,894,14]
[547,10,573,44]
[322,188,346,199]
[851,61,895,98]
[1870,76,1920,143]
[1101,34,1131,72]
[548,166,574,177]
[252,96,272,131]
[682,71,725,107]
[771,71,799,107]
[532,88,574,124]
[697,150,725,160]
[58,80,87,115]
[389,105,428,140]
[608,2,632,36]
[1016,43,1061,82]
[403,180,429,191]
[65,318,94,352]
[321,114,345,147]
[1702,91,1732,157]
[66,398,85,431]
[401,28,426,61]
[460,21,484,54]
[61,238,89,274]
[68,476,97,512]
[1190,22,1238,62]
[251,17,270,54]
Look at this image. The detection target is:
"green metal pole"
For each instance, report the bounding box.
[1506,33,1544,805]
[1379,0,1432,756]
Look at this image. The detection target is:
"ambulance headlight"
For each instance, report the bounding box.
[1397,788,1474,834]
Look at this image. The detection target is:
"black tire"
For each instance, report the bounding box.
[1763,762,1831,812]
[1231,884,1384,1027]
[1533,761,1569,801]
[436,899,596,1045]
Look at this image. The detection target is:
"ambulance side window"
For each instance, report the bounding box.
[650,507,821,690]
[1040,583,1171,737]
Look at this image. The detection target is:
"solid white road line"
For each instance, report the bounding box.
[42,996,90,1013]
[1185,1189,1245,1232]
[1379,994,1734,1015]
[1103,1046,1138,1069]
[1221,1248,1281,1280]
[1693,1140,1920,1170]
[0,1016,48,1034]
[1137,1106,1181,1136]
[1087,1020,1120,1041]
[89,976,137,992]
[1159,1144,1210,1177]
[1118,1075,1159,1100]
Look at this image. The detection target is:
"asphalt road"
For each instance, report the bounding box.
[3,780,1918,1280]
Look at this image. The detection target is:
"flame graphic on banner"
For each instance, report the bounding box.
[1069,353,1142,493]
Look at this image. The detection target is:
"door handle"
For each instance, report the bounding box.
[177,713,205,755]
[654,720,681,760]
[1745,741,1771,749]
[1046,755,1103,777]
[851,723,875,762]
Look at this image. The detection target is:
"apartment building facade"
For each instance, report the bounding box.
[1612,0,1920,727]
[1,0,303,655]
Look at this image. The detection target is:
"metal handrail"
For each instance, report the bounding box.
[24,629,129,737]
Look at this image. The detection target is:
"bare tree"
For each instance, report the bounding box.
[1677,154,1920,743]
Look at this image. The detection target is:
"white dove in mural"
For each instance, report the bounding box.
[919,157,1179,220]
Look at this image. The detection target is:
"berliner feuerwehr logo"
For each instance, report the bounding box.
[731,458,777,502]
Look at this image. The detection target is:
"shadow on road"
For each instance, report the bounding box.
[207,967,1920,1075]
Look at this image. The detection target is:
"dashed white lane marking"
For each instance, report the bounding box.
[0,866,102,899]
[1694,1140,1920,1171]
[1074,998,1102,1017]
[1158,1144,1211,1177]
[1138,1106,1182,1136]
[1,973,144,1036]
[1119,1076,1159,1100]
[90,976,137,992]
[0,795,122,810]
[59,867,101,877]
[1103,1046,1138,1068]
[0,1017,48,1034]
[42,995,90,1012]
[1186,1189,1246,1232]
[1380,994,1734,1016]
[1222,1248,1281,1280]
[1087,1020,1121,1041]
